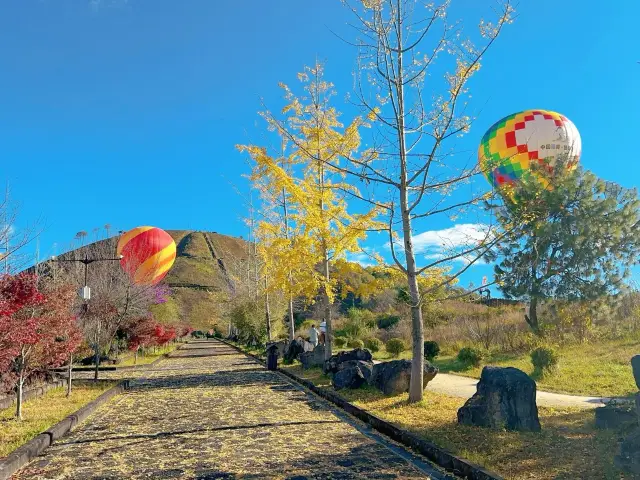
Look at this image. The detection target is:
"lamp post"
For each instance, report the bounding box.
[50,254,124,382]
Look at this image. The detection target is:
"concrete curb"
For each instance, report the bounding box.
[0,379,129,480]
[219,339,503,480]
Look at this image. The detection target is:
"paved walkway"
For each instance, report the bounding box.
[14,341,454,480]
[425,373,608,408]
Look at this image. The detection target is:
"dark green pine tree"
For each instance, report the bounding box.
[489,163,640,334]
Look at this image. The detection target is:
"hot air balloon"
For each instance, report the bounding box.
[116,226,176,286]
[478,109,581,198]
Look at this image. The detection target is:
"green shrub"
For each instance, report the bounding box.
[457,347,484,367]
[334,336,347,348]
[530,346,559,373]
[213,331,223,339]
[423,340,440,361]
[377,314,400,330]
[364,337,381,353]
[333,337,347,348]
[344,308,376,338]
[347,339,365,349]
[386,338,407,357]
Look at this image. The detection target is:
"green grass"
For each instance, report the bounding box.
[0,382,114,458]
[430,338,640,397]
[282,365,625,480]
[116,344,179,367]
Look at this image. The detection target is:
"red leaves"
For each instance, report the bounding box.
[126,317,178,350]
[0,274,81,391]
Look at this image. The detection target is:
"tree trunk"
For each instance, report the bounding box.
[134,348,138,365]
[16,374,24,420]
[66,354,73,398]
[265,277,272,342]
[93,344,100,381]
[322,244,333,360]
[395,8,424,404]
[525,297,540,334]
[287,296,295,341]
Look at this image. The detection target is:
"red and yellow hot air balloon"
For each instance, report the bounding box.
[116,226,176,286]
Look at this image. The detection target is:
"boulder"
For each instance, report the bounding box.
[632,355,640,390]
[636,393,640,426]
[300,345,326,370]
[324,348,373,374]
[457,366,541,432]
[283,338,305,363]
[369,359,438,396]
[333,366,366,390]
[338,360,373,383]
[616,428,640,476]
[595,405,637,429]
[266,341,287,358]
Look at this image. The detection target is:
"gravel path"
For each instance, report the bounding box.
[13,341,454,480]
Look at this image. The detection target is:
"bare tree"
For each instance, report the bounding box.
[318,0,515,402]
[53,238,159,379]
[0,186,42,274]
[75,231,88,247]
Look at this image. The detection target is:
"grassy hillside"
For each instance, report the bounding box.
[50,230,248,331]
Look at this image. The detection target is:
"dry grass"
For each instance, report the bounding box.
[116,344,179,367]
[283,365,626,480]
[0,382,114,458]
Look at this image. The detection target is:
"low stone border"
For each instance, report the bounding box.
[0,379,68,410]
[51,351,171,374]
[0,379,129,480]
[219,338,503,480]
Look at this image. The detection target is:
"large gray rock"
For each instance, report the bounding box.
[636,393,640,426]
[333,366,366,390]
[457,366,541,432]
[595,405,637,429]
[324,348,373,374]
[283,338,305,363]
[300,345,326,370]
[616,428,640,476]
[632,355,640,390]
[369,359,438,396]
[338,360,373,383]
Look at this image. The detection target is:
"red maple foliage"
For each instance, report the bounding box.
[0,273,81,418]
[127,315,158,351]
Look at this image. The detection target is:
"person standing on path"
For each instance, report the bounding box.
[319,319,326,345]
[309,324,319,347]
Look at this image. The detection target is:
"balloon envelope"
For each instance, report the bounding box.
[478,110,581,195]
[116,226,176,286]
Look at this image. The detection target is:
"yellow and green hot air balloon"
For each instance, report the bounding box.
[117,226,176,286]
[478,109,581,198]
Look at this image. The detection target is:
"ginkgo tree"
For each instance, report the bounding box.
[239,63,380,359]
[316,0,515,403]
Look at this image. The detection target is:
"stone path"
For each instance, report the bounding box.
[13,341,454,480]
[425,373,609,408]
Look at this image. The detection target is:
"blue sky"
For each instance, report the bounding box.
[1,0,638,291]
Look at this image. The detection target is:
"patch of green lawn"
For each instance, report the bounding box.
[431,339,639,397]
[0,382,114,458]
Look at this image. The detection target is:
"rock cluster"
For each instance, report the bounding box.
[324,349,438,395]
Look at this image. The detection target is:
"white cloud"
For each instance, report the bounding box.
[388,223,492,267]
[412,223,490,254]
